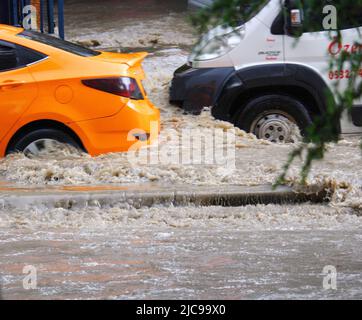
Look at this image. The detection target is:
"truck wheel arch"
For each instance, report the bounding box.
[213,63,336,125]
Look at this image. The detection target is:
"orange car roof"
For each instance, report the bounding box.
[0,24,24,35]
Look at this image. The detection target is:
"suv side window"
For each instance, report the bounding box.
[338,7,362,30]
[0,41,46,72]
[304,2,362,32]
[272,2,362,35]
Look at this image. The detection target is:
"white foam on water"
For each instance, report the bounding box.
[0,1,360,228]
[0,50,360,215]
[0,2,361,299]
[0,203,361,231]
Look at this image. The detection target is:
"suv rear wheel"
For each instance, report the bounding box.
[235,95,312,143]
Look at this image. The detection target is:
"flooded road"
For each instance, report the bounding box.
[2,229,362,300]
[0,0,361,299]
[64,0,196,50]
[1,204,362,300]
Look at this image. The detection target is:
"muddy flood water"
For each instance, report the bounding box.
[0,0,361,299]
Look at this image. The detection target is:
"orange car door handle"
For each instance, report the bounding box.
[0,80,26,90]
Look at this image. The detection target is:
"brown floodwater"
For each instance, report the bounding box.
[64,0,196,50]
[1,199,361,299]
[0,0,361,300]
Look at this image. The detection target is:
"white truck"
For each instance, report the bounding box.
[171,0,362,142]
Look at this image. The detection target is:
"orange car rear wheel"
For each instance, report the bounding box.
[7,128,84,157]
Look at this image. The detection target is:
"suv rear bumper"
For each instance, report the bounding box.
[169,64,234,114]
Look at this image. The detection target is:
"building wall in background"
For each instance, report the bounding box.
[0,0,41,26]
[31,0,41,29]
[0,0,10,24]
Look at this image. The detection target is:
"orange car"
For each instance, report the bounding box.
[0,25,160,157]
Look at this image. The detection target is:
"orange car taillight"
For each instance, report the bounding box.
[82,77,144,100]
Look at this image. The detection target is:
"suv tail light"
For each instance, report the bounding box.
[82,77,144,100]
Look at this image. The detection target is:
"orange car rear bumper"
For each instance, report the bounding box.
[68,98,160,156]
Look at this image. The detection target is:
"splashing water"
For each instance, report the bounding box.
[0,49,360,210]
[0,0,361,300]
